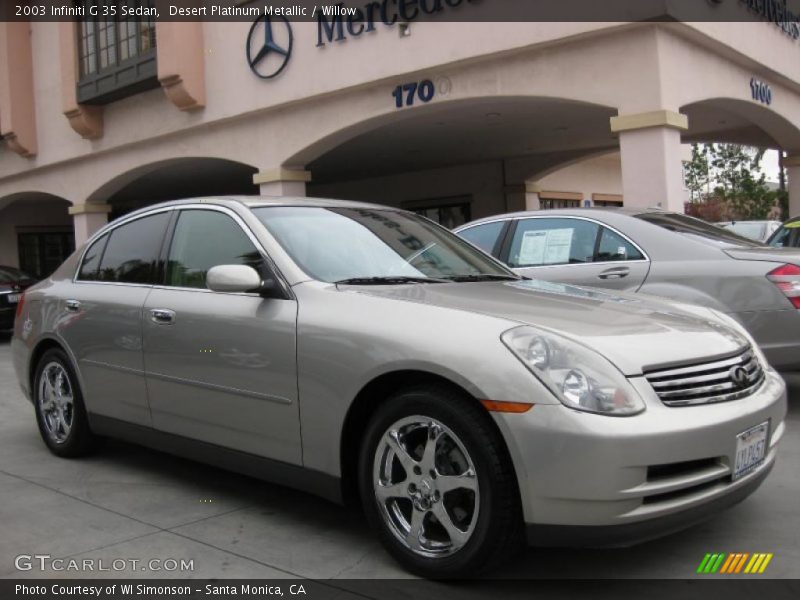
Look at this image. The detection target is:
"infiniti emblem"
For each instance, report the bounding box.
[729,365,750,389]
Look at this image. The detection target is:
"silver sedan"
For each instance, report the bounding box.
[12,198,786,577]
[456,209,800,371]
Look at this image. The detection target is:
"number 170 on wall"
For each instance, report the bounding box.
[392,80,436,109]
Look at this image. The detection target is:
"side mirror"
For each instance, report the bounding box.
[206,265,263,293]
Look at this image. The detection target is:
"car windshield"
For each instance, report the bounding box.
[253,206,518,283]
[769,221,800,247]
[635,212,763,247]
[0,266,33,283]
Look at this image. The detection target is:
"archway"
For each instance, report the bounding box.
[518,98,800,214]
[681,98,800,151]
[681,97,800,218]
[88,157,259,220]
[283,96,618,224]
[0,193,73,277]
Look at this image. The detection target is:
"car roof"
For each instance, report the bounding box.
[456,206,664,228]
[108,195,399,223]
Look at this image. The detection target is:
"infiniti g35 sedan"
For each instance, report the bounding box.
[456,209,800,371]
[12,197,786,577]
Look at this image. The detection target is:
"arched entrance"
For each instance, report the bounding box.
[681,98,800,151]
[70,157,260,245]
[88,157,259,220]
[681,97,800,217]
[284,96,618,225]
[0,193,73,277]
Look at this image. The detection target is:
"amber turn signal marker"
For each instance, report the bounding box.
[480,400,534,413]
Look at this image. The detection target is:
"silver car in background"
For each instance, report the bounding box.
[456,209,800,371]
[12,198,786,577]
[717,220,782,243]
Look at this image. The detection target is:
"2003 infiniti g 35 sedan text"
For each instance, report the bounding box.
[11,197,787,577]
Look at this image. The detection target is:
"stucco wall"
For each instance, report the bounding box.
[1,18,799,221]
[535,148,692,207]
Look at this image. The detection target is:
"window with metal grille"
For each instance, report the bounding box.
[76,1,158,104]
[540,198,581,210]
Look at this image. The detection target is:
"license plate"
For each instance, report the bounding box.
[6,293,19,304]
[733,421,769,481]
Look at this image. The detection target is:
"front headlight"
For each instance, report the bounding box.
[501,326,645,416]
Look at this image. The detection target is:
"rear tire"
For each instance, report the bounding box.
[358,383,523,578]
[33,348,97,457]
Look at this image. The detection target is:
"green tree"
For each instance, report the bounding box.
[684,144,710,203]
[708,144,765,196]
[693,143,776,220]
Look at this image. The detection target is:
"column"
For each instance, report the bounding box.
[525,183,542,211]
[787,155,800,217]
[69,203,111,246]
[611,110,688,213]
[503,184,527,213]
[253,168,311,196]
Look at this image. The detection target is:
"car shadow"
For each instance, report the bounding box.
[66,434,773,581]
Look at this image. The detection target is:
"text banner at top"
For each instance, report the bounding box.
[2,0,800,30]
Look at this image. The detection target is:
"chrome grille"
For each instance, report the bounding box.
[644,348,764,407]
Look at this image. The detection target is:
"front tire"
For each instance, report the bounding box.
[33,348,97,457]
[358,384,523,578]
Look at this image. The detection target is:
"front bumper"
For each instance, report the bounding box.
[525,460,772,547]
[497,369,786,545]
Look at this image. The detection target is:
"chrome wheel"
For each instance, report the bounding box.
[373,416,480,558]
[38,362,74,444]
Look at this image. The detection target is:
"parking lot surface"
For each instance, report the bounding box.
[0,334,798,581]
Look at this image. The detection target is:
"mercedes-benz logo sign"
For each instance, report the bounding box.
[246,15,293,80]
[729,365,750,389]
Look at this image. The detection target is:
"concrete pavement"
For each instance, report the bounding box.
[1,333,797,581]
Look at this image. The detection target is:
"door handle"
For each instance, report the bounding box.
[65,299,81,313]
[150,308,176,325]
[598,267,630,280]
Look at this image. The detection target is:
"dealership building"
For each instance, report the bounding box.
[1,3,800,276]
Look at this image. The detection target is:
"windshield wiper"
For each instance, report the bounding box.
[335,276,449,285]
[444,274,521,282]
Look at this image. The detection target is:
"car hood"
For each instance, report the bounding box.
[349,279,748,376]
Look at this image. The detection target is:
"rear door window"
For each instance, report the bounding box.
[76,234,108,281]
[96,212,170,284]
[507,218,600,268]
[596,227,644,262]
